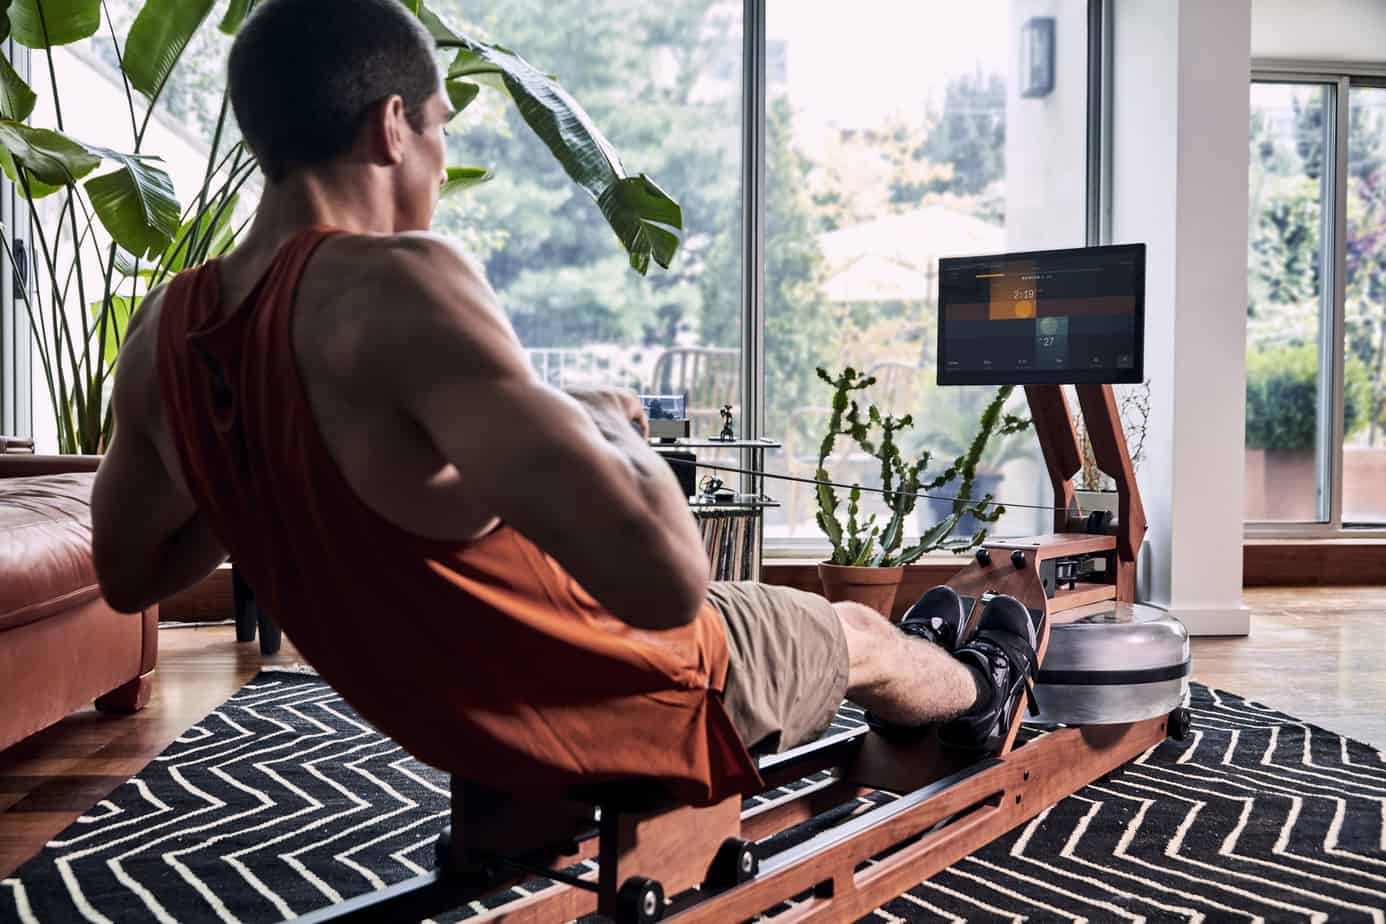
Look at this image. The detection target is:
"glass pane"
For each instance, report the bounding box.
[763,0,1089,545]
[1343,85,1386,526]
[1245,82,1329,522]
[430,0,742,436]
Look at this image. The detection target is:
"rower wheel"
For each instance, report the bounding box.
[616,876,665,924]
[705,837,758,889]
[1168,706,1193,741]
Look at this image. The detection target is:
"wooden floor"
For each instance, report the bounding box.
[1,586,1382,879]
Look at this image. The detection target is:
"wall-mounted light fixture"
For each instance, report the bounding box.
[1021,16,1055,98]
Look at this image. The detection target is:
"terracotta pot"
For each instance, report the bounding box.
[817,562,905,620]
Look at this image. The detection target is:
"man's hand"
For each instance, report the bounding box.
[566,386,650,440]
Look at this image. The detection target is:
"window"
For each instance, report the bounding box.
[6,0,1106,556]
[429,0,743,448]
[1245,68,1386,533]
[1244,82,1331,522]
[761,0,1093,544]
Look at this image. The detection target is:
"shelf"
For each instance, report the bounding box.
[652,438,782,450]
[689,495,780,511]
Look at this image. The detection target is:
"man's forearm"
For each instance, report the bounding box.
[577,404,710,628]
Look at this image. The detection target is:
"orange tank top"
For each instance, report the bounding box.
[156,227,761,805]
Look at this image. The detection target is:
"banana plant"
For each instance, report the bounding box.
[0,0,684,453]
[814,366,1026,566]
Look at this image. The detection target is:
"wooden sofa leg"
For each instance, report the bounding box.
[95,670,155,714]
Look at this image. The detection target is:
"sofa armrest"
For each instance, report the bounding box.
[0,454,102,478]
[0,435,35,454]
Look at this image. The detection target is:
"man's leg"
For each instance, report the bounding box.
[834,600,982,727]
[709,582,983,753]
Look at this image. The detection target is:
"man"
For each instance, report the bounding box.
[91,0,1036,805]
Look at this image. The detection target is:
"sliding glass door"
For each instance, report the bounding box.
[1245,81,1332,523]
[1247,68,1386,533]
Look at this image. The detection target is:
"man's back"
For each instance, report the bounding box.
[119,227,761,804]
[128,231,504,546]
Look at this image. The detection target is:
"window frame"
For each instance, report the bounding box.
[1246,59,1386,539]
[1,39,31,440]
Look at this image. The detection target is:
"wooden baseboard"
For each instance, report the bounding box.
[1243,540,1386,586]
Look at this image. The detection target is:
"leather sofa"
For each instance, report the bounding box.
[0,454,158,753]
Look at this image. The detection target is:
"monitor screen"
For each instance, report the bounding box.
[936,243,1145,385]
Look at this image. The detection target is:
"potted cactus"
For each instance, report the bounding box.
[813,367,1028,617]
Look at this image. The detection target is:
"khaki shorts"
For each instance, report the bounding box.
[706,582,850,755]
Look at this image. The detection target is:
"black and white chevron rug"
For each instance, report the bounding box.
[4,672,1386,923]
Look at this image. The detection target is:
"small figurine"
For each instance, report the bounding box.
[717,404,735,441]
[699,475,725,498]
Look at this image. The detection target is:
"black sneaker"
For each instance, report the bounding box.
[939,595,1040,753]
[898,585,968,651]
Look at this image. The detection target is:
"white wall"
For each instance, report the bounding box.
[1005,0,1090,251]
[1111,0,1252,635]
[1252,0,1386,63]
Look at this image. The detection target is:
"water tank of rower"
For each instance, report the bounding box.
[1029,601,1190,726]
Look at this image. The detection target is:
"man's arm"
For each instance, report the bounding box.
[375,236,709,631]
[91,297,228,614]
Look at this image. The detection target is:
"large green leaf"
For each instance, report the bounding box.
[598,174,682,274]
[434,30,683,275]
[218,0,250,35]
[0,120,99,196]
[113,189,238,278]
[84,150,180,258]
[0,0,12,43]
[445,80,479,119]
[9,0,99,48]
[416,3,457,43]
[123,0,216,101]
[439,165,492,199]
[0,49,35,121]
[89,294,140,371]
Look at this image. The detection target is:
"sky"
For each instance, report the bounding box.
[768,0,1011,128]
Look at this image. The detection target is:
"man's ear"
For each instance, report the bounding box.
[363,95,409,168]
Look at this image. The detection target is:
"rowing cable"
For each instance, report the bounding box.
[665,458,1073,514]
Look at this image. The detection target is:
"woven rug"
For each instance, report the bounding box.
[5,673,1386,923]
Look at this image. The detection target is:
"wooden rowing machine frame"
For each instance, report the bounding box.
[297,384,1177,924]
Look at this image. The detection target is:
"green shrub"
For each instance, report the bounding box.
[1245,342,1369,450]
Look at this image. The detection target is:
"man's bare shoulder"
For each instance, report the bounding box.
[317,232,526,379]
[327,232,496,313]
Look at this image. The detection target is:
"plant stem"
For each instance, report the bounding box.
[189,89,234,258]
[18,172,79,452]
[101,0,139,142]
[35,8,63,130]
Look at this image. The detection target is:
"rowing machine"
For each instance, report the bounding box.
[294,377,1185,924]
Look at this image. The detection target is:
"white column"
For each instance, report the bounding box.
[1111,0,1252,635]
